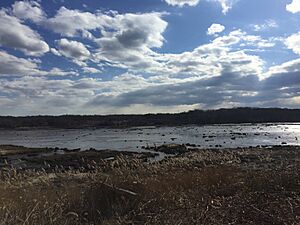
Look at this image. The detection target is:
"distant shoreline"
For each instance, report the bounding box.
[0,121,300,131]
[1,107,300,129]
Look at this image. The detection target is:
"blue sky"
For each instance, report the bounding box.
[0,0,300,115]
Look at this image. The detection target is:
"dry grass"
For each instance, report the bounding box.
[0,146,300,225]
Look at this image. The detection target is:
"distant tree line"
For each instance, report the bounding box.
[0,108,300,129]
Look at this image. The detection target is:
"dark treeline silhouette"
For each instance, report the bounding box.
[1,108,300,129]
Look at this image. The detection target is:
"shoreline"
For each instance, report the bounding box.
[1,144,300,170]
[1,121,300,131]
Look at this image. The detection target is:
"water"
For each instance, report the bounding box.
[0,123,299,152]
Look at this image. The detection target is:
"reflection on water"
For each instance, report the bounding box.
[0,123,299,152]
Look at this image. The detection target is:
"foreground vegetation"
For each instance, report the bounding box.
[0,145,299,225]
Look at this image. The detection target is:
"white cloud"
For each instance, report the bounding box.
[240,35,276,49]
[94,12,168,71]
[266,58,300,76]
[210,29,275,50]
[0,50,77,77]
[164,0,238,13]
[61,28,268,80]
[0,10,49,56]
[164,0,200,7]
[154,30,264,78]
[50,48,62,56]
[1,63,299,115]
[285,32,300,54]
[0,76,108,115]
[83,67,102,74]
[251,19,278,31]
[43,7,108,37]
[207,23,225,35]
[286,0,300,13]
[207,0,238,14]
[56,38,91,61]
[1,3,298,114]
[212,34,240,46]
[43,8,168,71]
[47,67,78,76]
[0,50,42,76]
[2,3,269,82]
[40,8,268,77]
[12,1,45,22]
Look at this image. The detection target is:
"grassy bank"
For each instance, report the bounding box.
[0,145,299,225]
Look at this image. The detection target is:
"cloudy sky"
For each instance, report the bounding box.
[0,0,300,115]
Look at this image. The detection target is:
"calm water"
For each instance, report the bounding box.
[0,123,299,152]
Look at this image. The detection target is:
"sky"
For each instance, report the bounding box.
[0,0,300,115]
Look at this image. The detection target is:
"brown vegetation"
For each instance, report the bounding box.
[0,145,299,225]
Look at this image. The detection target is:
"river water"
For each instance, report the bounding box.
[0,123,299,152]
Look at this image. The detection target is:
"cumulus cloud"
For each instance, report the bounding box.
[12,1,45,22]
[1,2,299,114]
[286,0,300,13]
[285,32,300,54]
[266,58,300,76]
[0,10,49,56]
[43,7,107,37]
[55,38,91,61]
[0,50,42,76]
[94,12,168,71]
[42,8,168,71]
[154,29,267,79]
[207,23,225,36]
[164,0,200,7]
[0,50,77,77]
[35,7,269,77]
